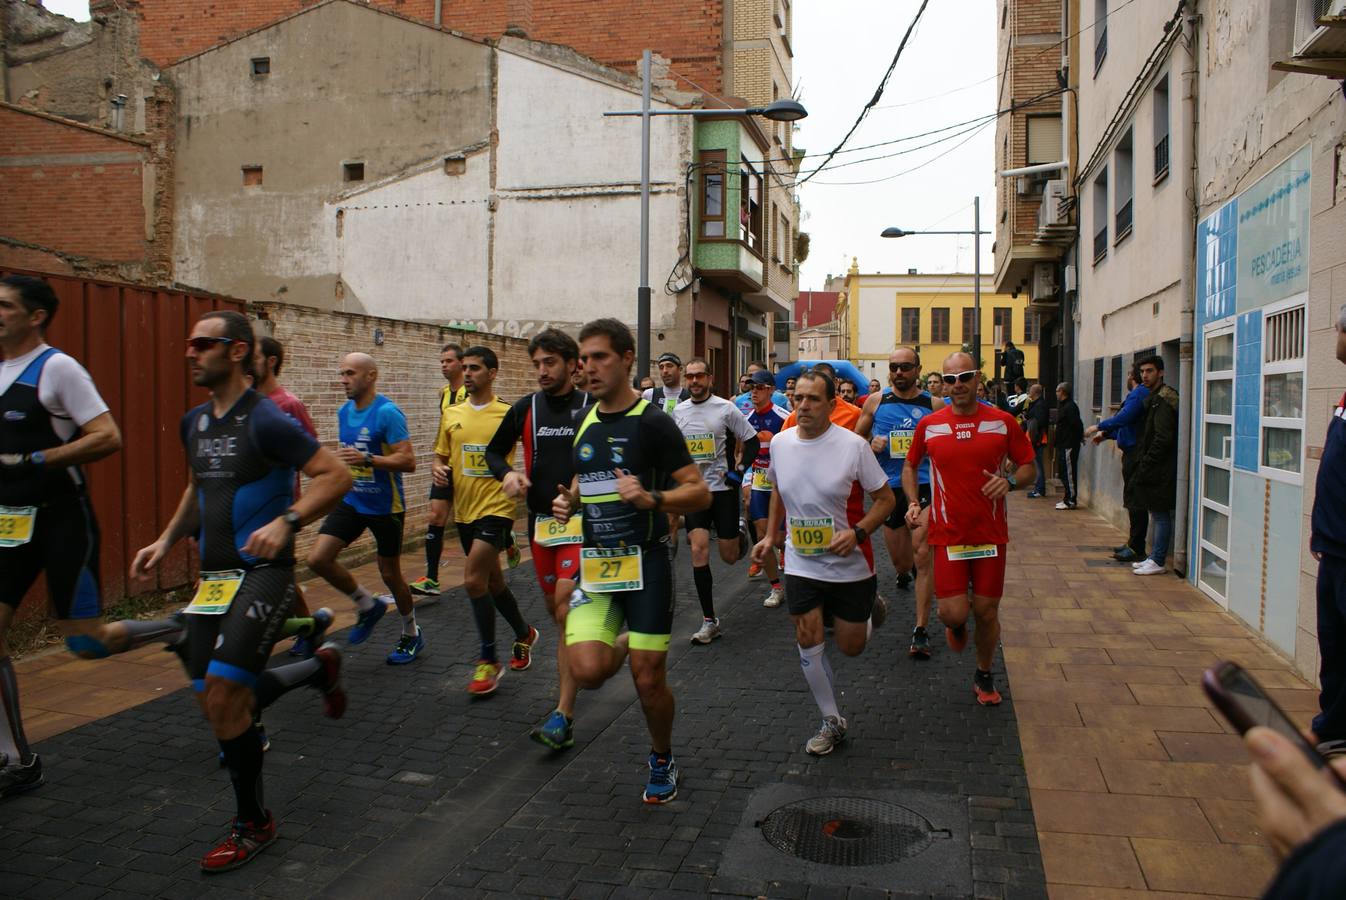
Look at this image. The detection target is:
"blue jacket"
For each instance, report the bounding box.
[1098,384,1149,452]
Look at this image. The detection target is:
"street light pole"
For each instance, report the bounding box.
[637,49,652,387]
[973,195,981,370]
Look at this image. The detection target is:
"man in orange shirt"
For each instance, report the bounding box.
[781,364,861,432]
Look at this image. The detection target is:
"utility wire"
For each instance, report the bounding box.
[809,118,994,186]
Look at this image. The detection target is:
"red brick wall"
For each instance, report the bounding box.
[0,106,147,262]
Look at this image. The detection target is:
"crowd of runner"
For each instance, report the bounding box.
[0,273,1036,872]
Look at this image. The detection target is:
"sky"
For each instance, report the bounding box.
[37,0,999,292]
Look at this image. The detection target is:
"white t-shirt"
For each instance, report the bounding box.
[671,394,757,492]
[0,343,110,443]
[768,422,888,583]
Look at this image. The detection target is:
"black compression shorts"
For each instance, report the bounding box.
[429,481,453,502]
[0,493,101,621]
[457,515,514,555]
[319,501,405,557]
[186,565,294,691]
[785,573,876,624]
[684,489,740,539]
[885,483,932,529]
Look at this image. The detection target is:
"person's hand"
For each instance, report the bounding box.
[1091,433,1105,445]
[502,470,531,500]
[552,483,578,523]
[130,540,170,582]
[981,469,1011,499]
[870,434,889,454]
[242,517,291,560]
[614,468,654,509]
[904,501,922,528]
[336,447,365,466]
[1084,424,1099,438]
[1246,726,1346,859]
[751,536,774,566]
[828,528,859,557]
[432,462,451,487]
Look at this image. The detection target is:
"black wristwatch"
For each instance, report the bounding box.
[853,525,869,545]
[650,489,664,512]
[361,451,375,467]
[282,510,303,532]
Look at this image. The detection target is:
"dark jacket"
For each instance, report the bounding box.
[1126,382,1179,512]
[1055,398,1084,450]
[1262,817,1346,899]
[1002,346,1025,383]
[1311,390,1346,559]
[1023,395,1049,446]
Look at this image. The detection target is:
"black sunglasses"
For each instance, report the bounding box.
[941,370,977,385]
[186,336,236,352]
[889,362,917,372]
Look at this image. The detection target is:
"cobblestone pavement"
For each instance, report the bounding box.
[0,537,1045,899]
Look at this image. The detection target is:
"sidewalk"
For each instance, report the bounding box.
[1003,494,1313,898]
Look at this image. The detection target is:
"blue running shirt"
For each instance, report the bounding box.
[337,394,410,515]
[870,388,936,487]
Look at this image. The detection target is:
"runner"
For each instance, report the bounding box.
[484,329,590,743]
[641,351,690,413]
[129,310,350,870]
[903,352,1036,706]
[307,353,423,664]
[742,370,789,607]
[752,370,895,755]
[434,345,539,695]
[733,360,790,414]
[672,358,759,644]
[781,363,861,432]
[410,343,467,596]
[552,318,710,803]
[856,347,943,659]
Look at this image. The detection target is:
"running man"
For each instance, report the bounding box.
[307,353,422,664]
[743,370,789,607]
[411,343,468,596]
[552,318,710,803]
[130,310,350,870]
[752,370,895,755]
[672,357,758,644]
[857,347,943,658]
[484,329,590,743]
[904,352,1036,706]
[642,351,690,413]
[733,360,790,414]
[434,345,539,695]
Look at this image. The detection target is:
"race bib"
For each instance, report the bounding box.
[684,433,716,462]
[534,515,583,547]
[789,516,834,556]
[461,443,491,477]
[946,544,998,561]
[888,428,915,460]
[750,465,773,492]
[0,506,36,548]
[580,546,643,592]
[185,569,246,615]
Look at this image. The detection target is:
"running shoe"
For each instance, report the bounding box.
[805,715,848,756]
[1054,500,1074,510]
[909,626,931,660]
[748,562,764,579]
[643,752,679,804]
[530,709,575,750]
[1113,547,1141,562]
[510,626,541,671]
[200,811,276,873]
[871,593,888,630]
[1133,560,1165,576]
[689,618,722,644]
[468,660,504,696]
[506,539,522,569]
[763,585,783,608]
[386,627,425,665]
[315,642,347,719]
[1112,544,1129,555]
[946,623,968,653]
[347,596,391,645]
[1026,491,1044,499]
[0,753,43,799]
[408,576,441,596]
[974,670,1003,706]
[895,571,913,590]
[289,607,334,658]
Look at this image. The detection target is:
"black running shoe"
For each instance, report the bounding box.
[909,626,931,659]
[896,572,913,590]
[0,753,43,800]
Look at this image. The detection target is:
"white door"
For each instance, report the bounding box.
[1197,324,1234,607]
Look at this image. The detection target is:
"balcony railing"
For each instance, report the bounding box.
[1094,27,1108,74]
[1094,226,1108,264]
[1154,134,1170,182]
[1115,199,1133,243]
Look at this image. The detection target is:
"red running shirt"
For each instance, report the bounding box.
[906,404,1035,547]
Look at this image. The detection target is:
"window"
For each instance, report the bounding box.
[1261,304,1306,476]
[901,308,921,343]
[1001,1,1008,28]
[699,150,726,238]
[242,165,263,186]
[771,81,783,145]
[740,158,763,254]
[931,308,950,343]
[1109,355,1124,410]
[993,308,1013,345]
[962,307,977,347]
[1092,167,1108,263]
[1153,74,1170,182]
[780,211,791,268]
[1094,0,1108,74]
[1092,358,1105,409]
[773,320,791,342]
[1026,115,1062,165]
[1024,310,1041,344]
[771,202,780,260]
[251,57,270,76]
[343,162,365,182]
[1114,128,1133,243]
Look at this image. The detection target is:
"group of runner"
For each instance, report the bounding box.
[0,272,1037,872]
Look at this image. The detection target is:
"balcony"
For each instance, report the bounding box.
[1093,226,1108,264]
[1114,199,1133,244]
[1094,27,1108,74]
[1154,135,1170,183]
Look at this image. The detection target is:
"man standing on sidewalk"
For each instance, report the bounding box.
[1022,383,1050,498]
[1311,305,1346,758]
[1085,366,1150,561]
[752,370,895,755]
[411,344,467,596]
[1054,382,1084,511]
[1129,356,1179,577]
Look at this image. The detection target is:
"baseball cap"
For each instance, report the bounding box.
[656,352,682,366]
[749,370,775,387]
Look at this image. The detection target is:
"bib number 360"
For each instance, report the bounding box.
[580,546,644,592]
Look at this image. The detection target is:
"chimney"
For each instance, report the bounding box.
[504,0,534,37]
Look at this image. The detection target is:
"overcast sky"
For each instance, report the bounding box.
[40,1,998,292]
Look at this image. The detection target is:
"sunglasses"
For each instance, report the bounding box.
[186,336,236,352]
[942,370,977,385]
[889,362,917,372]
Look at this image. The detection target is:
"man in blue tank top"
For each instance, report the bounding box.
[857,347,943,659]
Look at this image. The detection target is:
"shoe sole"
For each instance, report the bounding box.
[408,585,439,596]
[200,835,275,873]
[945,630,968,653]
[386,648,424,665]
[909,646,931,659]
[689,634,721,645]
[468,669,505,696]
[0,776,45,799]
[975,689,1003,706]
[530,730,575,751]
[642,788,678,804]
[805,737,844,757]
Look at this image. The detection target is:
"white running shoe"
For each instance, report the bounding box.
[1132,560,1146,568]
[763,586,783,608]
[1133,559,1165,576]
[689,618,722,644]
[805,715,848,756]
[1055,501,1069,510]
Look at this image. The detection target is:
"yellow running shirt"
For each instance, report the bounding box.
[435,396,515,524]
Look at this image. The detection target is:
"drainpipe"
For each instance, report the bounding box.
[1173,9,1199,577]
[434,0,442,26]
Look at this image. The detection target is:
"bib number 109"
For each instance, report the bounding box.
[789,517,834,556]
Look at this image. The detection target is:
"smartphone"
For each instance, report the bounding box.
[1202,660,1346,789]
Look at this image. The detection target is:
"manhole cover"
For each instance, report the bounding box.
[758,797,939,866]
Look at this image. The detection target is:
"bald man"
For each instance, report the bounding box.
[308,354,424,664]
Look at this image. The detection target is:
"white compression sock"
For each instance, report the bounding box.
[350,586,375,612]
[402,612,418,636]
[798,643,839,720]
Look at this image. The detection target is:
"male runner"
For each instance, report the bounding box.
[130,310,350,870]
[307,354,422,664]
[733,360,790,414]
[552,318,709,803]
[434,346,538,695]
[672,358,758,644]
[742,370,789,607]
[484,329,590,741]
[753,371,894,755]
[856,347,943,658]
[782,363,861,432]
[411,343,467,595]
[642,351,690,413]
[904,352,1036,706]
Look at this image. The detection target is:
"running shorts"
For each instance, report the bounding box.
[0,493,101,620]
[565,542,674,652]
[932,544,1008,599]
[785,573,876,624]
[885,483,932,529]
[458,515,514,555]
[685,489,740,539]
[429,481,453,502]
[319,501,405,557]
[186,565,294,691]
[748,488,772,522]
[528,515,581,598]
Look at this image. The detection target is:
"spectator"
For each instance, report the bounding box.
[1053,382,1083,510]
[1312,304,1346,758]
[640,375,655,390]
[1129,355,1179,576]
[1086,366,1151,562]
[1001,339,1025,385]
[925,372,944,398]
[867,378,882,396]
[1022,383,1049,497]
[1007,377,1030,414]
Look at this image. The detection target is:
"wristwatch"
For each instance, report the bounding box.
[282,510,303,531]
[361,451,374,466]
[853,525,869,545]
[650,489,664,512]
[30,450,46,468]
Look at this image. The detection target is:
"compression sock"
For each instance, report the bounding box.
[798,643,839,720]
[254,657,323,710]
[493,588,529,641]
[693,565,715,619]
[219,726,266,824]
[281,616,315,639]
[350,585,375,612]
[746,518,759,544]
[0,656,30,763]
[470,594,497,662]
[118,617,185,650]
[425,525,445,582]
[402,611,418,637]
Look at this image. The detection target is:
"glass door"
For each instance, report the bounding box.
[1197,324,1234,606]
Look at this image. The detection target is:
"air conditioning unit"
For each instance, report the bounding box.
[1030,262,1057,303]
[1063,264,1077,293]
[1016,175,1046,196]
[1037,179,1068,228]
[1294,0,1346,58]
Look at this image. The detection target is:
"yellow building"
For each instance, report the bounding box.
[838,260,1040,387]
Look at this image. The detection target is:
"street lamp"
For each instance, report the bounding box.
[881,197,991,368]
[605,50,807,385]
